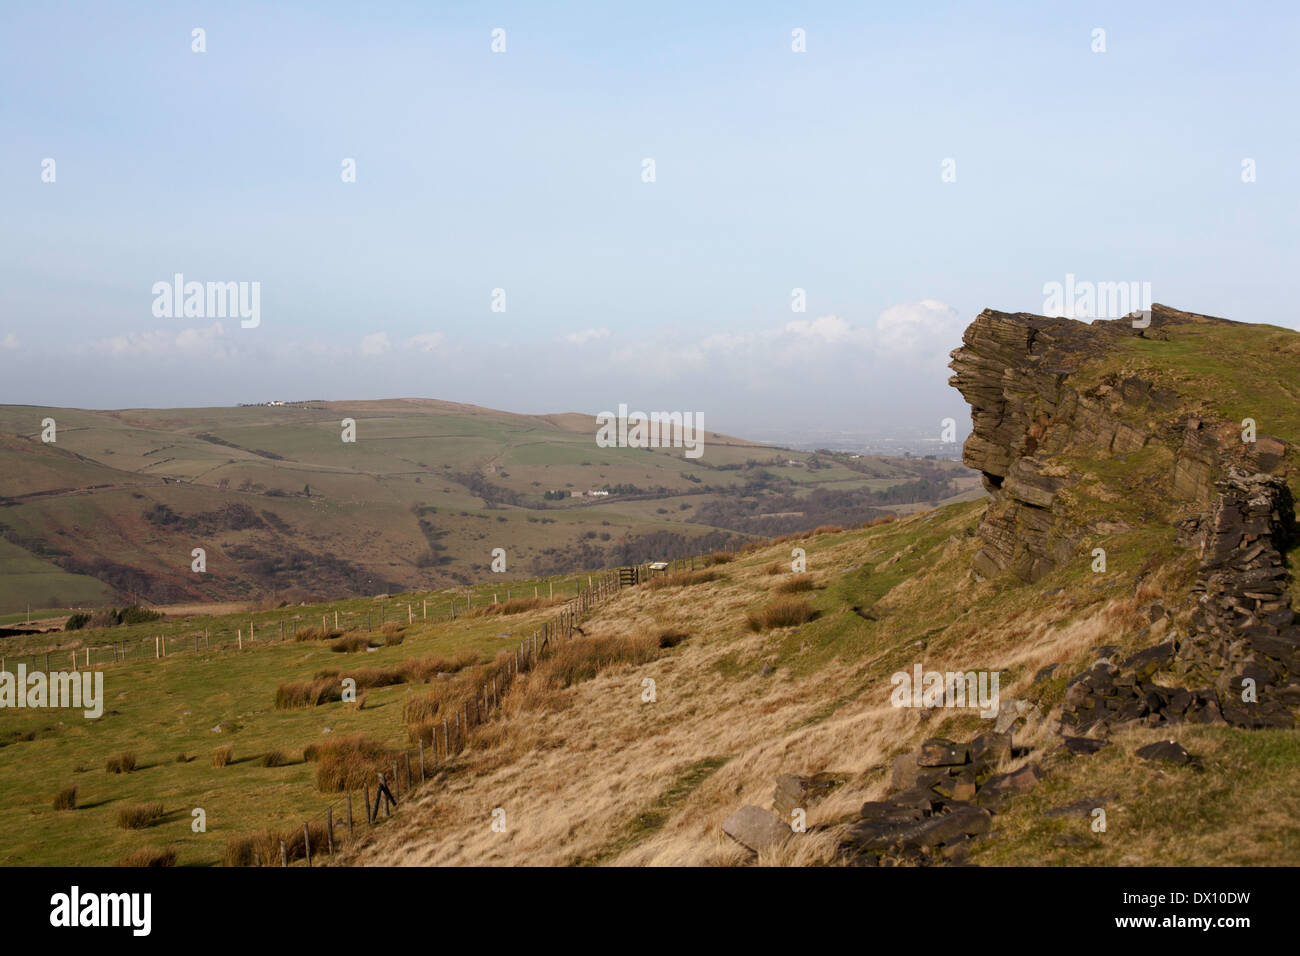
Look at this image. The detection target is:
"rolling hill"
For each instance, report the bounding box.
[0,399,974,616]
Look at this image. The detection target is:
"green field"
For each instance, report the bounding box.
[0,569,606,866]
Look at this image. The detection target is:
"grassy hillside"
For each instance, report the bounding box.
[0,400,973,614]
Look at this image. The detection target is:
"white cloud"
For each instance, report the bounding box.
[360,331,391,356]
[91,322,233,359]
[873,299,963,361]
[604,300,962,388]
[407,332,444,352]
[781,314,872,346]
[565,328,610,345]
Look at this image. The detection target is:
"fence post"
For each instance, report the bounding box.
[347,792,354,834]
[364,782,372,825]
[280,840,288,867]
[303,823,311,867]
[327,807,335,855]
[419,739,426,782]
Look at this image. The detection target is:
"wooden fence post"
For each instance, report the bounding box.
[327,807,335,855]
[364,782,372,825]
[280,840,288,867]
[303,823,311,867]
[347,792,354,834]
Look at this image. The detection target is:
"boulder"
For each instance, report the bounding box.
[917,738,969,767]
[1134,739,1195,766]
[772,772,847,816]
[722,806,791,853]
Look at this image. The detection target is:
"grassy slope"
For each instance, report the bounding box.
[337,497,1296,866]
[0,573,596,866]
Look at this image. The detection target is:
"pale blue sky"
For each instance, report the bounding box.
[2,1,1297,437]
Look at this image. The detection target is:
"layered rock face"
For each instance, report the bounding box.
[952,305,1299,730]
[948,308,1142,581]
[948,305,1270,582]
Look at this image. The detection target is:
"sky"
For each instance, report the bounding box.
[2,1,1298,441]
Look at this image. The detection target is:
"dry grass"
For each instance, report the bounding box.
[261,749,288,768]
[330,632,374,654]
[295,626,343,642]
[116,847,177,867]
[647,569,723,590]
[275,650,480,709]
[314,734,401,792]
[223,821,331,866]
[746,597,815,630]
[211,745,233,768]
[466,596,560,618]
[339,501,1216,868]
[52,785,77,811]
[703,552,736,566]
[105,752,137,774]
[117,802,165,829]
[773,574,815,594]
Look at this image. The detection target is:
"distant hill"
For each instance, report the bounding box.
[0,399,974,613]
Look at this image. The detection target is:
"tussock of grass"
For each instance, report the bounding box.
[521,633,661,696]
[329,632,374,654]
[746,597,816,631]
[52,785,77,810]
[117,802,164,829]
[703,552,736,566]
[223,820,331,866]
[261,749,288,768]
[105,752,136,774]
[116,846,176,867]
[211,745,233,768]
[313,734,400,793]
[295,627,343,642]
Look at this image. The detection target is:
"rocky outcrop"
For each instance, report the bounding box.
[948,307,1191,581]
[954,305,1298,734]
[839,733,1040,866]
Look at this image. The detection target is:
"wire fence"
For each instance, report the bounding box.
[252,567,628,866]
[0,576,612,676]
